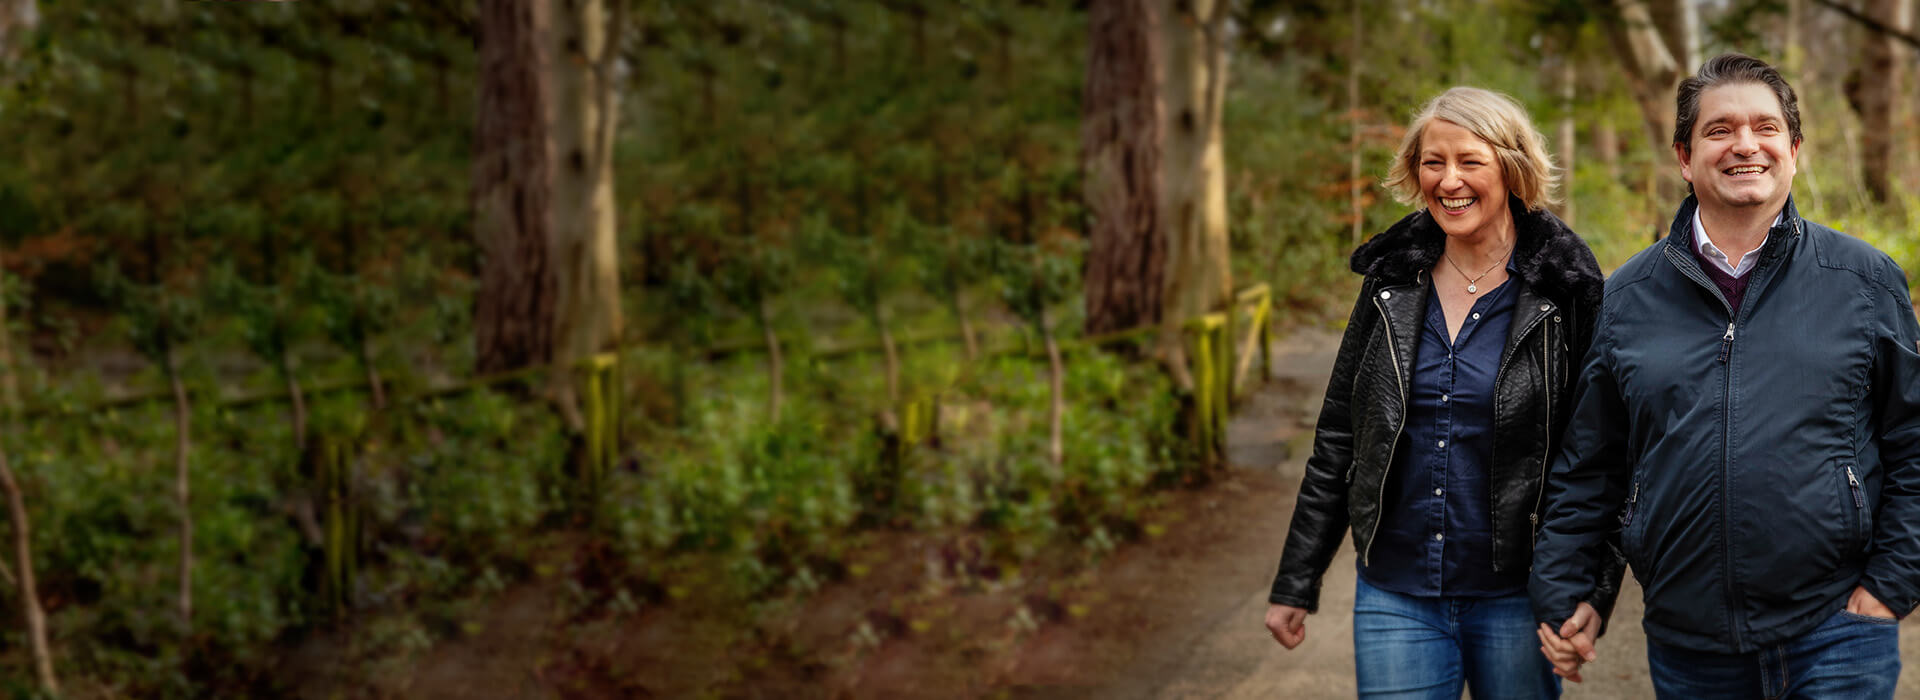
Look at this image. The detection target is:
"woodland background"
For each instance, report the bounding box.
[0,0,1917,696]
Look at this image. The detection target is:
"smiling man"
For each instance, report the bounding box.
[1528,53,1920,698]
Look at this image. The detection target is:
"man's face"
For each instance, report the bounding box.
[1676,82,1799,216]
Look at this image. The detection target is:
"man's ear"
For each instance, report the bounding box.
[1674,142,1694,185]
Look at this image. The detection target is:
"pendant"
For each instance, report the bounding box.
[1467,283,1478,294]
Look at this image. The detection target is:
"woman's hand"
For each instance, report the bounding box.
[1266,604,1308,649]
[1536,602,1600,682]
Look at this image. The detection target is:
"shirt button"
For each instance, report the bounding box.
[1381,291,1392,300]
[1434,533,1444,542]
[1441,394,1450,403]
[1437,440,1447,448]
[1434,488,1444,496]
[1472,312,1481,320]
[1540,304,1551,312]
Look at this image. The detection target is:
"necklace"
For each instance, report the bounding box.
[1443,242,1512,294]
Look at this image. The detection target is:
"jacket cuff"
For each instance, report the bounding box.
[1268,591,1318,611]
[1860,571,1920,618]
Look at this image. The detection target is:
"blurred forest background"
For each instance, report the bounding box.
[0,0,1917,696]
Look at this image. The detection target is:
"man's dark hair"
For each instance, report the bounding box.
[1673,53,1803,152]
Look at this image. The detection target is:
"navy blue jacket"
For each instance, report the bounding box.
[1531,196,1920,653]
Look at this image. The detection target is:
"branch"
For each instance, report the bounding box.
[1808,0,1920,52]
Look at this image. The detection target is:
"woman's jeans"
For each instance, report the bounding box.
[1644,609,1899,699]
[1352,576,1559,700]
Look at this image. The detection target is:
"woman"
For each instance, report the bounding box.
[1262,87,1622,699]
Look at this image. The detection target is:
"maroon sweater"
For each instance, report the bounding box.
[1691,238,1753,315]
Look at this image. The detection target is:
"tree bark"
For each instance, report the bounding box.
[1081,0,1164,336]
[548,0,624,401]
[0,0,36,61]
[1648,0,1700,74]
[474,0,558,375]
[1160,0,1233,327]
[0,446,56,694]
[281,354,307,452]
[1597,119,1620,181]
[167,343,192,635]
[360,339,386,412]
[1853,0,1910,203]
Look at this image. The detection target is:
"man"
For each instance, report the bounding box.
[1529,53,1920,698]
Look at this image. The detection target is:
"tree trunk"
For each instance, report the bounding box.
[1603,0,1685,197]
[1081,0,1164,336]
[1347,0,1363,246]
[167,343,192,635]
[474,0,557,375]
[1160,0,1233,327]
[759,300,783,423]
[281,354,307,452]
[548,0,624,406]
[1556,54,1577,227]
[1041,307,1065,472]
[877,309,900,430]
[0,265,18,414]
[1649,0,1701,74]
[360,339,386,412]
[1855,0,1910,203]
[0,0,37,61]
[1597,119,1620,181]
[0,446,56,694]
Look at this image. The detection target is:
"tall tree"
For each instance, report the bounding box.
[1849,0,1910,203]
[474,0,558,374]
[0,448,55,694]
[1603,0,1688,195]
[548,0,626,427]
[1081,0,1163,336]
[1159,0,1232,330]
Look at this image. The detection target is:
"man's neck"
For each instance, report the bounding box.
[1696,202,1780,265]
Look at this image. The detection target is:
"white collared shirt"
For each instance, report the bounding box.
[1691,208,1780,279]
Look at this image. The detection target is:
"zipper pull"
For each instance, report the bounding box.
[1719,322,1736,362]
[1848,466,1861,488]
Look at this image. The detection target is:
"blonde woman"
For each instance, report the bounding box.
[1263,87,1623,699]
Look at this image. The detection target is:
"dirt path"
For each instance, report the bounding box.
[311,327,1920,698]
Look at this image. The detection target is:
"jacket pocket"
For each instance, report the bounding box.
[1620,478,1649,577]
[1841,463,1870,556]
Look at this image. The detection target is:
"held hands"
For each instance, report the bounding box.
[1536,602,1600,683]
[1266,604,1309,649]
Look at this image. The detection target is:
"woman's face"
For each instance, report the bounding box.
[1416,119,1510,239]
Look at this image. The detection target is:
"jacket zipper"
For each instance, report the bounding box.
[1362,287,1410,567]
[1847,465,1865,548]
[1664,245,1746,651]
[1530,316,1553,539]
[1493,304,1554,540]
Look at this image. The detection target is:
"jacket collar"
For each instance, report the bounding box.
[1663,194,1804,264]
[1351,194,1602,311]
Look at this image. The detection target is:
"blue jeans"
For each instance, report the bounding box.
[1645,609,1900,699]
[1352,576,1559,700]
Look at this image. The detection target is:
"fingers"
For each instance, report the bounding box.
[1569,631,1598,662]
[1266,606,1308,649]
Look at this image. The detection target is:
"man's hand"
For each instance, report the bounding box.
[1848,586,1898,621]
[1537,602,1601,683]
[1266,604,1308,649]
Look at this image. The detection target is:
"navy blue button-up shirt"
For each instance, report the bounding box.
[1358,271,1527,598]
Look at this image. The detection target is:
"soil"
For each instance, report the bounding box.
[290,327,1920,699]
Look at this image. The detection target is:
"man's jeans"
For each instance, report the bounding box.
[1645,609,1900,699]
[1352,576,1559,699]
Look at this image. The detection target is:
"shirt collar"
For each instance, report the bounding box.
[1691,207,1780,278]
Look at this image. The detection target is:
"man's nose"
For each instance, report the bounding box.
[1732,128,1760,155]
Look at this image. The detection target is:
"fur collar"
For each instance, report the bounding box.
[1349,196,1603,309]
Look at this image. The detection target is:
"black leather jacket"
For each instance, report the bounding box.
[1269,199,1625,625]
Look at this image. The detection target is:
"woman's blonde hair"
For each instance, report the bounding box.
[1382,87,1560,211]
